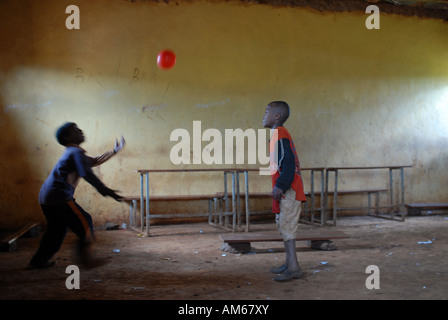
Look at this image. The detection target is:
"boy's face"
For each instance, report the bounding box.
[262,105,278,129]
[67,124,85,145]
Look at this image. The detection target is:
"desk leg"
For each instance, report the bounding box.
[223,171,228,226]
[400,167,405,220]
[146,173,150,236]
[324,169,329,226]
[320,169,324,226]
[236,171,241,229]
[231,172,236,232]
[130,199,136,227]
[244,171,250,232]
[140,173,144,233]
[333,169,338,226]
[389,168,394,218]
[310,170,315,224]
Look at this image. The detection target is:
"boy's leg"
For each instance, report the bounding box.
[66,200,102,267]
[285,239,299,270]
[271,192,298,273]
[274,239,303,281]
[270,212,288,273]
[271,240,298,274]
[66,200,95,246]
[272,189,303,281]
[29,204,68,268]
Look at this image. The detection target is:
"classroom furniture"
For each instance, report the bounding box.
[405,203,448,216]
[219,229,349,254]
[325,165,412,225]
[124,165,412,235]
[134,168,250,236]
[237,168,326,227]
[126,167,326,235]
[0,223,40,252]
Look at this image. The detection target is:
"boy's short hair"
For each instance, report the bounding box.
[56,122,76,146]
[268,101,290,124]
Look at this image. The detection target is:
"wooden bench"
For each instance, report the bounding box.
[122,192,275,232]
[122,187,387,232]
[121,194,224,230]
[219,230,349,253]
[325,188,388,225]
[210,191,329,230]
[215,192,272,199]
[0,223,40,252]
[135,168,253,234]
[220,189,387,226]
[327,189,386,196]
[405,203,448,216]
[122,192,275,233]
[326,166,412,224]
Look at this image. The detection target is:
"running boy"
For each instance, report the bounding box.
[28,122,125,269]
[262,101,307,281]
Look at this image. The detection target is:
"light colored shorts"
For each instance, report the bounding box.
[275,188,301,241]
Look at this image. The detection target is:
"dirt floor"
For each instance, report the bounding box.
[1,215,447,302]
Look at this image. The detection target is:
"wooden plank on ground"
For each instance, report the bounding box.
[0,223,40,252]
[219,230,349,244]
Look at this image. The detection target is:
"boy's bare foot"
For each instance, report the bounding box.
[270,263,288,274]
[273,268,303,282]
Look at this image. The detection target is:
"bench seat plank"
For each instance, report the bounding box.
[121,194,219,201]
[405,203,448,209]
[405,203,448,216]
[328,189,387,195]
[122,189,387,203]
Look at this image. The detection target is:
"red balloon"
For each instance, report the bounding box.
[157,50,176,69]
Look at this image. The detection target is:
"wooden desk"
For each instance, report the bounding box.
[325,165,412,225]
[134,167,327,235]
[135,168,251,235]
[236,167,326,226]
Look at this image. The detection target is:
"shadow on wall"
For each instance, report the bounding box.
[0,2,87,229]
[0,107,44,229]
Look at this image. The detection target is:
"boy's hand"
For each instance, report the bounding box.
[113,136,126,153]
[272,186,284,201]
[104,188,122,202]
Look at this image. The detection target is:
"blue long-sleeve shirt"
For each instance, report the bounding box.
[275,138,296,192]
[39,146,114,205]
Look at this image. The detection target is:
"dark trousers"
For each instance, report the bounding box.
[30,200,94,267]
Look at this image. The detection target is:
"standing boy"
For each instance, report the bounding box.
[262,101,307,281]
[28,122,125,269]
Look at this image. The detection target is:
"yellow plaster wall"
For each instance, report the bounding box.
[0,0,447,228]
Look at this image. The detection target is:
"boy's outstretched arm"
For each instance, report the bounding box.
[89,136,126,167]
[74,149,123,201]
[83,172,122,201]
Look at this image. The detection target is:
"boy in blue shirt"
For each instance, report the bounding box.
[28,122,125,269]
